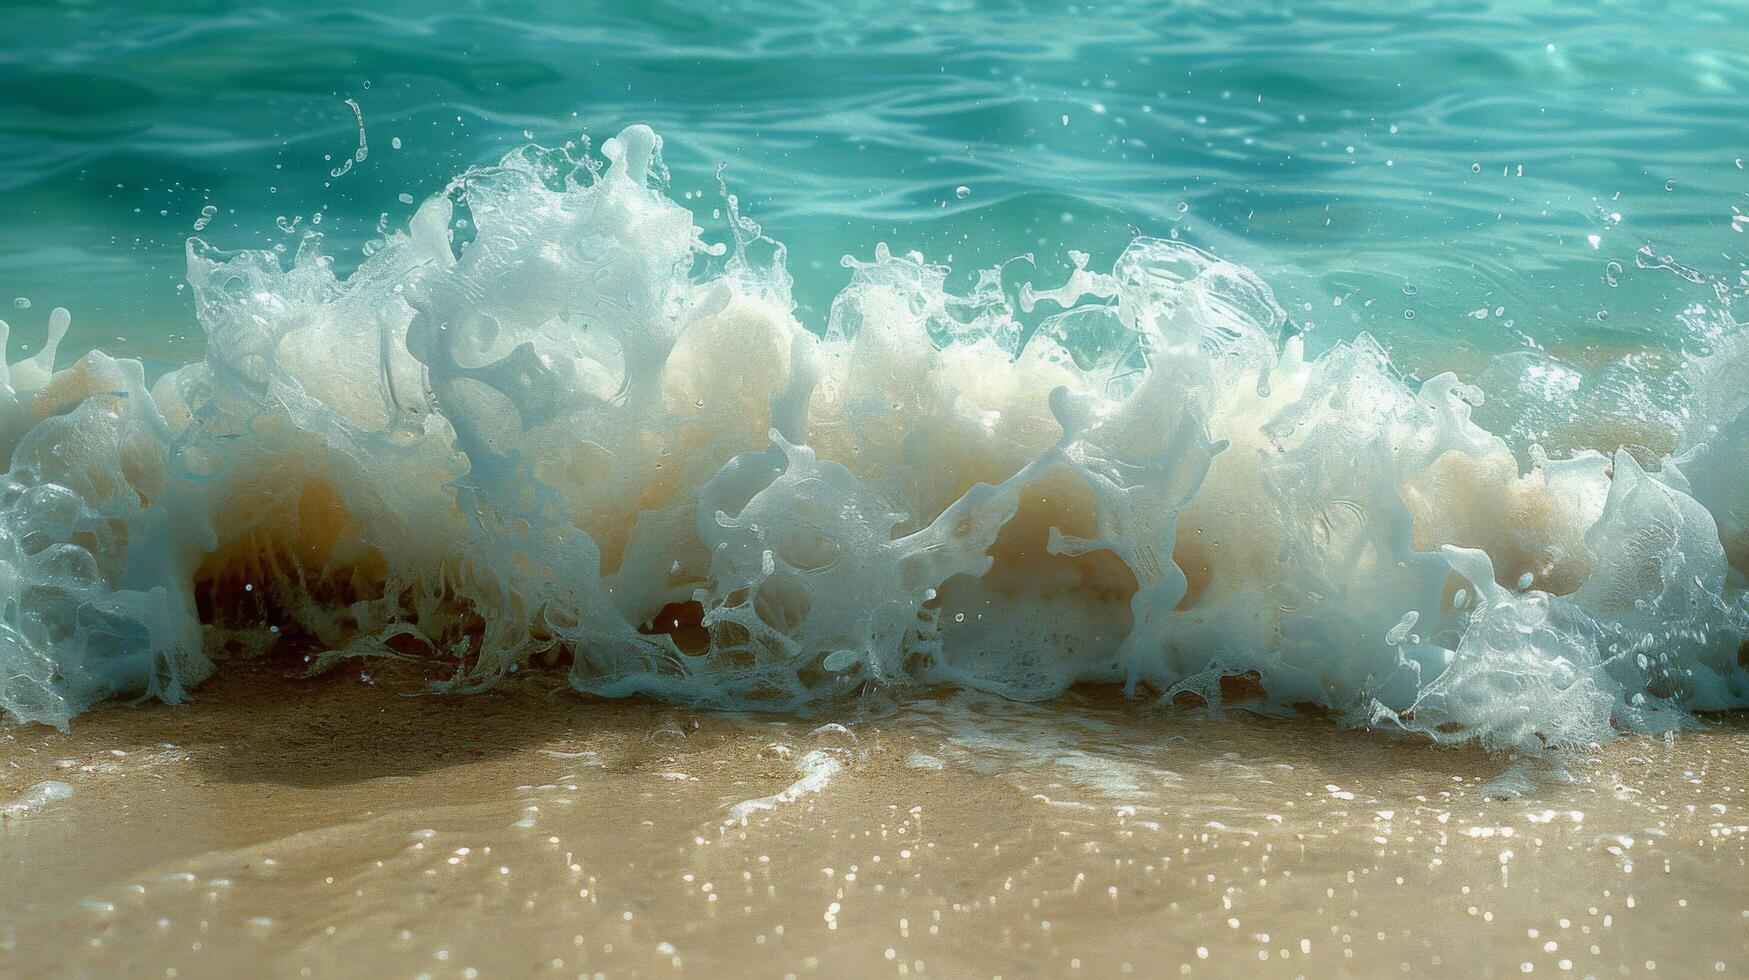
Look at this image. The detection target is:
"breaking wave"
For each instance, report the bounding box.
[2,125,1745,753]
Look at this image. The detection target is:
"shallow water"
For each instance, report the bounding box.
[3,663,1747,977]
[4,2,1749,973]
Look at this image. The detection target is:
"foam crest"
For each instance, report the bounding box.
[1,126,1744,753]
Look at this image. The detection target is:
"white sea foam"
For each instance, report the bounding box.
[2,780,74,817]
[0,125,1744,753]
[726,750,843,824]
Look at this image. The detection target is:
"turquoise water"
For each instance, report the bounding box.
[2,1,1748,747]
[5,0,1745,370]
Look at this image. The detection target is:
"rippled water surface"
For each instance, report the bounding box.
[4,0,1746,371]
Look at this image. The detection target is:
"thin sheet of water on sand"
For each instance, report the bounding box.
[2,663,1745,977]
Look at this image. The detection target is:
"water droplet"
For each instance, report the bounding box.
[1402,283,1419,296]
[12,297,30,310]
[954,185,970,200]
[398,192,415,204]
[192,204,217,231]
[1403,309,1417,320]
[1471,162,1481,173]
[391,137,403,150]
[328,98,367,177]
[1386,611,1420,646]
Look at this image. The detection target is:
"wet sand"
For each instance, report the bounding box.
[2,662,1746,978]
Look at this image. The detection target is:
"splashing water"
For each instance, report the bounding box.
[0,126,1744,754]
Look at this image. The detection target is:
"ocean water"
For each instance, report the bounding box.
[1,1,1747,751]
[7,0,1746,365]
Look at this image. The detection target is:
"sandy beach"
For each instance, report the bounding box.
[3,660,1744,978]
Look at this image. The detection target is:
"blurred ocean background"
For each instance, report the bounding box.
[2,0,1746,429]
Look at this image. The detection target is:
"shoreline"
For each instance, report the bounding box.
[4,661,1746,977]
